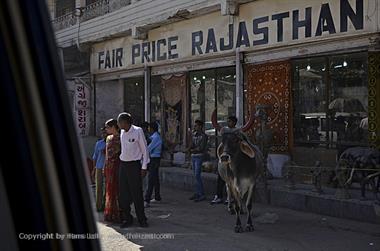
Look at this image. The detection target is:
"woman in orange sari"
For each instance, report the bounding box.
[104,119,121,222]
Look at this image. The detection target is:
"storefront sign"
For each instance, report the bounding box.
[75,83,91,136]
[91,0,376,74]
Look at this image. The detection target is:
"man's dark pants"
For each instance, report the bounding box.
[145,157,161,202]
[119,160,147,223]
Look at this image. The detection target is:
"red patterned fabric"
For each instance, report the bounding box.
[245,61,292,152]
[104,134,121,222]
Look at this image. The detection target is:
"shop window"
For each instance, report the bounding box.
[216,68,236,122]
[190,67,236,159]
[124,77,144,126]
[150,76,162,133]
[293,53,368,151]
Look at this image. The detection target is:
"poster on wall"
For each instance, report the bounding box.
[161,74,187,151]
[74,81,91,136]
[163,101,182,151]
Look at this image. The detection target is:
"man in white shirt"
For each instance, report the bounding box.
[118,112,150,228]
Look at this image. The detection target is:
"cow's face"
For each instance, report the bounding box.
[217,129,256,164]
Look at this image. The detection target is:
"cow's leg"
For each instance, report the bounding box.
[230,185,243,233]
[234,198,243,233]
[376,175,380,200]
[226,185,234,215]
[245,184,255,232]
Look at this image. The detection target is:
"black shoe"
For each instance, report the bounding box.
[120,219,133,228]
[189,194,197,200]
[139,221,148,228]
[194,195,206,202]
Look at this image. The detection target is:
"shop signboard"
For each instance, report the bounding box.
[91,0,377,74]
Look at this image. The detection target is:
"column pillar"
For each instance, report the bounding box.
[235,47,244,126]
[144,65,151,122]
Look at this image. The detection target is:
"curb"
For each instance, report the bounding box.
[159,167,380,224]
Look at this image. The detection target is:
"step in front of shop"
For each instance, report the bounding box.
[159,167,380,224]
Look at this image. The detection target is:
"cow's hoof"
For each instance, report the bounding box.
[245,225,254,232]
[234,225,243,233]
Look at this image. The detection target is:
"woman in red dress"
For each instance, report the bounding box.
[103,119,121,222]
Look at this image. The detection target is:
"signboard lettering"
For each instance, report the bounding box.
[91,0,371,74]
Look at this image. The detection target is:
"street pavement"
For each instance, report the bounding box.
[96,186,380,251]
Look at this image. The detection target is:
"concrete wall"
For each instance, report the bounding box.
[95,79,124,135]
[79,135,99,158]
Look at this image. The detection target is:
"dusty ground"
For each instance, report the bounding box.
[96,186,380,251]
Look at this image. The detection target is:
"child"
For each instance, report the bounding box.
[92,127,108,211]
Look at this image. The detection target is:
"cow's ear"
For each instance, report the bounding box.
[240,141,255,158]
[217,143,224,159]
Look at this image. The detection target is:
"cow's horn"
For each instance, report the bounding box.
[211,109,221,131]
[241,111,255,132]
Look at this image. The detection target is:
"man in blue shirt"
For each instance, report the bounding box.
[144,121,163,207]
[92,128,108,211]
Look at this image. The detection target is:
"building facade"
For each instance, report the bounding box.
[51,0,380,171]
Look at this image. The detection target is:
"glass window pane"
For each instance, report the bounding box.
[190,70,215,123]
[216,67,236,123]
[216,67,236,150]
[190,70,216,157]
[150,76,161,126]
[190,67,236,160]
[329,53,368,147]
[292,57,327,146]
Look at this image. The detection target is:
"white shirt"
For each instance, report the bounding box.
[119,125,150,169]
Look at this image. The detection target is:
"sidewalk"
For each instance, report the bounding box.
[97,222,142,251]
[99,186,380,251]
[159,166,380,224]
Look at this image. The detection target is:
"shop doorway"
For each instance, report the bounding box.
[124,77,144,126]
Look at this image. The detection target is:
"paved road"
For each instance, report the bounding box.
[97,186,380,251]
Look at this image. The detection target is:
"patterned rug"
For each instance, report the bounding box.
[245,61,292,152]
